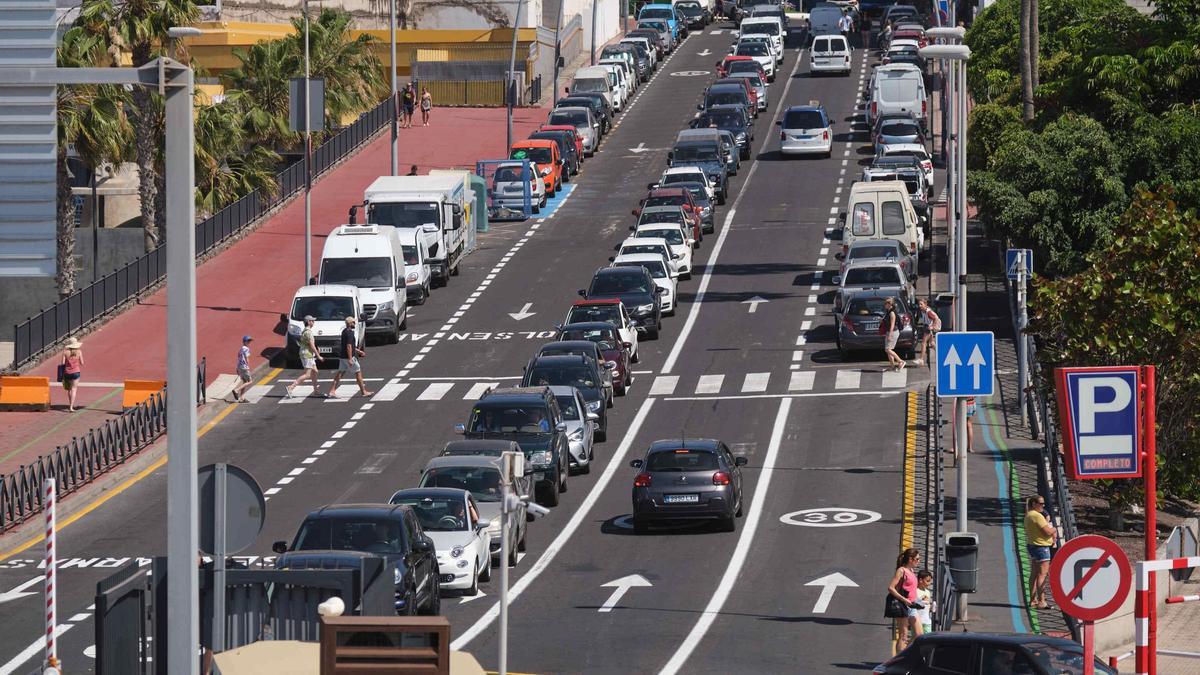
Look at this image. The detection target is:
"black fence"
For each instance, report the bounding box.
[12,96,396,370]
[0,391,167,533]
[926,383,958,631]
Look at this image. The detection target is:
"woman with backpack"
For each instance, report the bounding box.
[882,297,905,371]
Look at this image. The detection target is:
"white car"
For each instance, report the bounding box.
[619,236,683,277]
[398,229,431,305]
[612,253,677,315]
[388,488,492,596]
[564,299,640,363]
[491,161,546,214]
[598,64,627,111]
[739,18,785,62]
[621,37,658,69]
[732,38,777,81]
[779,105,833,157]
[876,143,934,195]
[635,223,694,280]
[659,166,717,203]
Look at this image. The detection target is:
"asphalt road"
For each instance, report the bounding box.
[0,21,926,675]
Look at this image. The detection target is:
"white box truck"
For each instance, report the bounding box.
[284,284,366,367]
[354,174,470,287]
[317,224,408,344]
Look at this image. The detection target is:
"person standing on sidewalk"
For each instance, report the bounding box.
[882,297,905,371]
[420,87,432,126]
[286,315,323,398]
[327,316,372,398]
[232,335,255,402]
[915,298,941,367]
[60,337,84,412]
[915,569,934,634]
[402,84,416,129]
[888,548,924,654]
[1024,495,1056,609]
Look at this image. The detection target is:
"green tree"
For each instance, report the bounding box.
[1028,191,1200,504]
[285,9,386,129]
[194,94,280,218]
[221,39,297,148]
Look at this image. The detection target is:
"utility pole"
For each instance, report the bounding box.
[590,0,598,65]
[303,0,313,283]
[390,0,398,175]
[552,0,565,106]
[1016,252,1028,425]
[506,0,524,152]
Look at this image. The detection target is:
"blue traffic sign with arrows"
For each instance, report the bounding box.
[936,331,995,397]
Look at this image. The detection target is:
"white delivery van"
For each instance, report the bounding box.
[869,63,927,129]
[571,66,616,112]
[838,180,924,259]
[357,173,470,287]
[739,17,785,61]
[317,224,408,344]
[397,229,432,305]
[285,284,365,366]
[809,34,851,75]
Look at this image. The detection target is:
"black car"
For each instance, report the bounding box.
[874,632,1117,674]
[529,130,580,179]
[272,503,441,616]
[690,104,754,159]
[456,386,570,506]
[536,340,615,402]
[699,83,754,115]
[580,266,665,339]
[629,438,747,533]
[521,354,610,440]
[557,94,613,134]
[675,0,711,28]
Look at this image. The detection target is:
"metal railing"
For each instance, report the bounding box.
[197,356,207,405]
[926,382,957,631]
[12,96,396,370]
[0,391,167,533]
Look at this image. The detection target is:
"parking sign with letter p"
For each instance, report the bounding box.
[1055,366,1142,479]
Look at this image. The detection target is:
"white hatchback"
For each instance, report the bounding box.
[612,253,678,315]
[635,223,694,280]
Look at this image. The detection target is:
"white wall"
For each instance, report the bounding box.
[562,0,620,61]
[220,0,542,29]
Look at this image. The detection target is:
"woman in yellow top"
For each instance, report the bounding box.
[1024,495,1057,609]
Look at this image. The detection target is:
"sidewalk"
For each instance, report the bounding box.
[0,105,546,478]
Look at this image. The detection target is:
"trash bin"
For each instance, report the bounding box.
[945,531,979,593]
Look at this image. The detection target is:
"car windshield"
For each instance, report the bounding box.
[555,395,581,420]
[733,74,764,87]
[846,296,906,316]
[559,328,618,350]
[646,449,719,472]
[640,7,673,19]
[706,91,746,106]
[736,43,769,56]
[391,496,469,532]
[850,244,901,260]
[645,196,685,209]
[639,20,668,32]
[320,256,393,288]
[677,2,701,13]
[528,365,596,389]
[572,78,608,94]
[885,148,929,161]
[418,467,502,502]
[1024,641,1110,673]
[291,296,354,322]
[744,22,779,35]
[881,122,921,136]
[845,266,903,286]
[402,245,419,265]
[727,61,761,76]
[699,110,745,129]
[493,166,529,183]
[620,244,668,260]
[469,405,552,434]
[662,173,703,188]
[368,202,439,229]
[293,516,405,554]
[784,110,825,129]
[592,272,652,294]
[512,147,553,165]
[640,211,685,226]
[568,305,620,324]
[673,145,721,162]
[639,227,685,245]
[617,261,668,279]
[549,111,588,127]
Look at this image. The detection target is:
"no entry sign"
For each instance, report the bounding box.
[1050,534,1132,622]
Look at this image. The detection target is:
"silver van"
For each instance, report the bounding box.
[869,64,927,129]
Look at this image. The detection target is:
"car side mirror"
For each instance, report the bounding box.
[623,342,633,349]
[308,276,317,285]
[775,120,782,126]
[628,319,639,327]
[413,538,433,553]
[656,287,667,295]
[556,421,568,432]
[838,212,847,225]
[577,289,587,298]
[475,522,489,533]
[735,456,748,467]
[454,423,466,434]
[670,270,679,279]
[832,275,842,286]
[272,540,288,554]
[422,223,439,233]
[834,253,845,261]
[629,458,644,469]
[587,412,600,422]
[832,229,844,241]
[279,312,288,322]
[672,253,681,260]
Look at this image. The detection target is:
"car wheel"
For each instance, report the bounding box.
[718,515,737,532]
[631,346,640,363]
[559,463,568,492]
[596,425,607,443]
[423,584,440,615]
[633,517,649,534]
[399,310,408,330]
[532,202,540,214]
[518,524,528,552]
[480,555,492,581]
[737,496,744,518]
[388,322,400,345]
[647,326,660,341]
[399,590,417,616]
[616,382,627,397]
[508,542,519,567]
[542,481,560,506]
[580,458,591,474]
[682,271,692,281]
[464,567,479,596]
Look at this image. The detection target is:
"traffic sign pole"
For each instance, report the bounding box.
[1084,621,1095,675]
[1142,365,1157,675]
[1016,252,1028,426]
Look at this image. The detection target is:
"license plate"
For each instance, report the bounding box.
[863,322,881,332]
[533,471,545,481]
[664,494,699,504]
[317,346,333,354]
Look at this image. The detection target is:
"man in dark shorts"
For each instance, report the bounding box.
[326,317,372,398]
[402,83,416,128]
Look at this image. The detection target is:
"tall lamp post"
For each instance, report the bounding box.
[390,0,398,175]
[926,26,964,300]
[920,40,971,619]
[506,0,525,151]
[303,0,313,283]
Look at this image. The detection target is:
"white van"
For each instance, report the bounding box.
[837,181,924,259]
[285,284,365,366]
[599,63,630,111]
[571,66,616,113]
[600,58,637,95]
[397,229,432,305]
[739,17,785,62]
[317,224,408,343]
[869,64,927,129]
[809,34,851,75]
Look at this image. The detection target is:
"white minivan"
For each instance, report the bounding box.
[738,17,784,62]
[837,181,924,259]
[317,224,408,343]
[809,34,851,75]
[869,63,927,130]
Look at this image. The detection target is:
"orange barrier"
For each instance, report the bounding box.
[122,379,166,409]
[0,376,51,412]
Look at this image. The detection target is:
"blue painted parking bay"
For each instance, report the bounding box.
[538,182,576,220]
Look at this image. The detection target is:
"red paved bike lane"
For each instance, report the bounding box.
[0,106,546,476]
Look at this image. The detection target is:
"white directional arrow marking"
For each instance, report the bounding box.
[741,296,768,313]
[942,344,962,390]
[460,589,487,604]
[508,302,536,321]
[0,576,41,605]
[804,572,858,614]
[629,142,652,154]
[698,48,712,56]
[967,344,987,390]
[598,574,652,612]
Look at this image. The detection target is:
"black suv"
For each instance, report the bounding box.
[272,503,441,616]
[580,266,664,339]
[456,386,570,506]
[521,354,610,441]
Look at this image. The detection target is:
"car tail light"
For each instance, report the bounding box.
[841,315,857,333]
[635,473,652,487]
[823,130,830,141]
[921,100,927,118]
[780,131,786,141]
[871,101,878,118]
[713,471,731,486]
[911,241,917,254]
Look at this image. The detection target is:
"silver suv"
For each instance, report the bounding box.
[832,258,915,316]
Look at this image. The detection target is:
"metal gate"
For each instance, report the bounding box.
[94,561,152,675]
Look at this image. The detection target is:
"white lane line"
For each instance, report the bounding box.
[451,399,657,650]
[0,624,74,675]
[881,369,909,388]
[695,374,724,394]
[371,382,409,402]
[835,369,862,389]
[241,384,272,404]
[801,320,812,330]
[416,382,454,400]
[279,385,314,403]
[796,335,807,346]
[804,307,816,316]
[741,372,770,393]
[649,375,680,396]
[792,350,804,361]
[324,384,360,401]
[463,382,499,400]
[662,49,805,375]
[659,398,792,675]
[789,371,816,391]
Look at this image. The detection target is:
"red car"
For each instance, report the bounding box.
[891,28,927,48]
[539,124,585,162]
[716,55,761,78]
[632,187,705,239]
[556,321,633,395]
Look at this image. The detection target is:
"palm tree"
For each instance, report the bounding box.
[286,9,387,129]
[55,27,131,298]
[221,40,298,149]
[194,94,280,218]
[78,0,199,253]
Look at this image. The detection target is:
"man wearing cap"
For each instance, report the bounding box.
[286,315,324,398]
[232,335,255,402]
[327,316,372,398]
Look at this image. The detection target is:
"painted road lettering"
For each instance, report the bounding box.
[779,508,882,528]
[445,331,558,341]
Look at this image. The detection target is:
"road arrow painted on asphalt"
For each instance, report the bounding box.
[741,296,768,313]
[598,574,652,612]
[508,302,536,321]
[968,345,987,390]
[942,344,962,390]
[0,576,41,605]
[629,142,652,154]
[698,48,712,56]
[804,572,858,614]
[460,590,487,604]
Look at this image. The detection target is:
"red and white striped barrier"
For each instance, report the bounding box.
[1165,594,1200,604]
[44,478,58,671]
[1136,555,1200,674]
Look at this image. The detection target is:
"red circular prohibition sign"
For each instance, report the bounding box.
[1049,534,1132,622]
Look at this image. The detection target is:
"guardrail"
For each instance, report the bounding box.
[12,96,396,371]
[0,391,167,533]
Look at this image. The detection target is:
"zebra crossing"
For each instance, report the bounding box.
[239,367,925,405]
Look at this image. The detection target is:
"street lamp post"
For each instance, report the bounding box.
[926,26,965,301]
[921,40,971,621]
[506,0,525,152]
[303,0,313,283]
[390,0,398,175]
